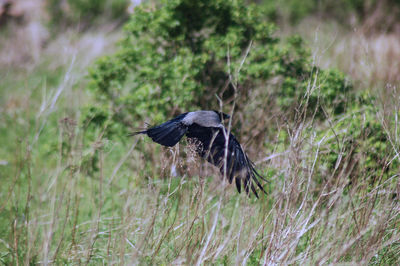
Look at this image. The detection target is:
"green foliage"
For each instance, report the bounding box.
[275,67,353,119]
[2,1,400,263]
[320,96,399,184]
[46,0,129,30]
[307,68,353,117]
[87,0,353,138]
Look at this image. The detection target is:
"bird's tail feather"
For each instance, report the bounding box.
[146,121,188,147]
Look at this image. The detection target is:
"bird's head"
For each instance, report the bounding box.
[213,110,230,121]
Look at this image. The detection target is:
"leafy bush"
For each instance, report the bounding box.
[86,0,353,139]
[276,67,353,119]
[320,96,399,185]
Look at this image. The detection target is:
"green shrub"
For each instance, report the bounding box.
[320,96,399,185]
[86,0,353,139]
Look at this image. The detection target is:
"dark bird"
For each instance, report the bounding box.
[131,110,266,198]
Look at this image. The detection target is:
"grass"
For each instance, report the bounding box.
[1,10,400,266]
[287,17,400,94]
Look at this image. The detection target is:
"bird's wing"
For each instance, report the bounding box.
[130,113,188,147]
[186,124,266,197]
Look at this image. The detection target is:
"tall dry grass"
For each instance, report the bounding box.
[1,10,400,266]
[291,18,400,95]
[6,91,398,264]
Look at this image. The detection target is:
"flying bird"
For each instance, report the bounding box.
[131,110,266,198]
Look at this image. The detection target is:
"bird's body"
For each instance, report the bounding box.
[182,110,223,128]
[132,110,266,197]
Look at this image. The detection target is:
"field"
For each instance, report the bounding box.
[1,0,399,264]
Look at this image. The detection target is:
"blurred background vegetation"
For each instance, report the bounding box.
[0,0,399,264]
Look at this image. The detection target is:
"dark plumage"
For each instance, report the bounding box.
[131,110,266,198]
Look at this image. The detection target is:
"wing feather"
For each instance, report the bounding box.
[186,124,266,197]
[131,112,267,198]
[130,113,188,147]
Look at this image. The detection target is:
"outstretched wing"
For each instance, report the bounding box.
[129,113,188,147]
[186,123,266,197]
